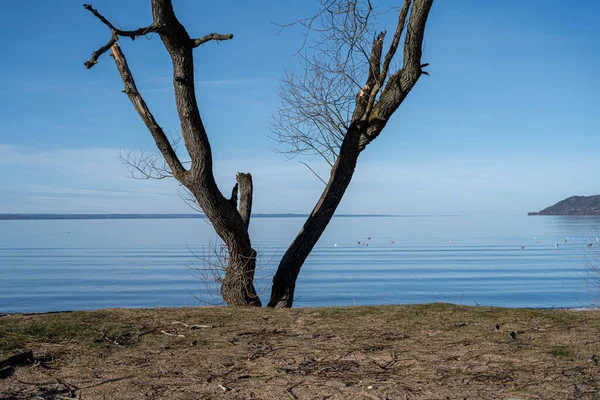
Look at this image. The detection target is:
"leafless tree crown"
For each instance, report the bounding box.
[271,0,429,168]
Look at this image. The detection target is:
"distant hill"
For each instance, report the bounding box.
[528,195,600,216]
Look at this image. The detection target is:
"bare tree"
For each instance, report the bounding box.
[84,2,260,306]
[268,0,434,307]
[83,0,434,308]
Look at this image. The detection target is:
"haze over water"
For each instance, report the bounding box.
[1,215,599,313]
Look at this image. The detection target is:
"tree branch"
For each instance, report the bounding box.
[272,0,379,165]
[379,0,411,84]
[230,183,239,207]
[401,0,432,76]
[358,0,433,149]
[85,36,119,69]
[300,161,327,185]
[236,173,253,229]
[83,3,157,69]
[354,31,385,121]
[110,43,187,181]
[151,1,216,178]
[355,0,411,124]
[119,147,175,180]
[367,32,385,86]
[191,33,234,48]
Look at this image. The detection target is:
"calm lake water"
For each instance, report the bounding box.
[1,215,600,312]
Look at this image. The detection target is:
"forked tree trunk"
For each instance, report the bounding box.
[89,0,262,306]
[215,173,260,306]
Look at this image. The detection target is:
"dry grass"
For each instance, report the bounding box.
[1,303,599,399]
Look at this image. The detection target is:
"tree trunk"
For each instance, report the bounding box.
[186,177,261,307]
[99,0,263,307]
[268,125,363,308]
[218,173,260,306]
[221,247,260,306]
[268,0,433,308]
[150,0,262,307]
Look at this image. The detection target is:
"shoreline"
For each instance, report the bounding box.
[1,303,599,398]
[1,302,597,317]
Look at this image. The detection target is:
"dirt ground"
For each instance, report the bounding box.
[1,303,599,399]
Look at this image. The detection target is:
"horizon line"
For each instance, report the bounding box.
[0,213,469,221]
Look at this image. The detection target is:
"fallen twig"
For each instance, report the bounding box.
[286,380,305,399]
[17,379,55,386]
[218,384,231,392]
[372,352,399,371]
[206,365,237,382]
[249,347,285,360]
[57,378,79,391]
[172,321,213,329]
[161,330,185,337]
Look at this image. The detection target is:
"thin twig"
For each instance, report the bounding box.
[161,330,185,338]
[83,4,157,68]
[300,161,327,185]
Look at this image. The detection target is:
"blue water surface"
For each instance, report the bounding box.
[1,215,600,312]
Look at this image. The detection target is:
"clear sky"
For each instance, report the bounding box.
[0,0,598,215]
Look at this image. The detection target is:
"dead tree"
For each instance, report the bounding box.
[83,1,260,306]
[268,0,434,307]
[83,0,434,308]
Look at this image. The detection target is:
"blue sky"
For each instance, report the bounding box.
[0,0,598,215]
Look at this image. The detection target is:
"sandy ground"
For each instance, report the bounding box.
[1,303,599,399]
